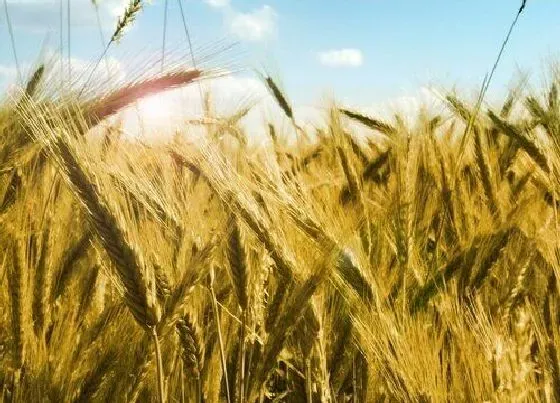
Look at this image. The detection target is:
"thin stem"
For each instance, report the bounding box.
[177,0,204,103]
[352,356,357,403]
[11,369,22,403]
[209,283,232,403]
[59,0,63,91]
[305,357,313,403]
[239,309,247,403]
[196,374,203,403]
[3,0,21,84]
[161,0,169,73]
[152,327,166,403]
[180,360,185,403]
[317,334,330,402]
[78,42,110,97]
[454,0,527,172]
[93,3,111,78]
[482,3,526,101]
[67,0,71,83]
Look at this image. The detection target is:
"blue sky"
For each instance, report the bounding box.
[1,0,560,108]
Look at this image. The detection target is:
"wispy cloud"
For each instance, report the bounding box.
[229,5,277,42]
[0,65,18,81]
[0,0,127,30]
[204,0,230,8]
[0,54,125,92]
[203,1,277,42]
[120,74,322,141]
[318,49,364,68]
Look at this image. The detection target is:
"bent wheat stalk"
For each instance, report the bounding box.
[19,100,165,400]
[85,70,202,125]
[208,266,232,403]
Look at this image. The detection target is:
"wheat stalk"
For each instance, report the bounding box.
[26,120,159,328]
[543,272,560,401]
[32,223,50,338]
[208,266,232,403]
[8,240,26,370]
[473,126,501,221]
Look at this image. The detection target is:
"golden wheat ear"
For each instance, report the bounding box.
[248,251,335,401]
[111,0,144,44]
[226,216,249,311]
[18,99,160,330]
[85,70,202,124]
[339,108,397,137]
[23,65,45,99]
[176,313,205,402]
[55,134,161,328]
[265,76,293,121]
[488,110,550,174]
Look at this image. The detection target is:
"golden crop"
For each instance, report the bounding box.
[1,61,559,403]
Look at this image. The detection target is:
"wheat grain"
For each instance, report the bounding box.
[111,0,143,43]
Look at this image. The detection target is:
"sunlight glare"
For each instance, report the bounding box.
[137,93,177,123]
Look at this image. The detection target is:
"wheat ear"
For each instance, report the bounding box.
[250,253,334,401]
[86,70,202,125]
[21,112,161,328]
[176,314,204,403]
[227,217,248,310]
[337,145,361,205]
[111,0,143,43]
[339,108,397,137]
[73,349,117,403]
[265,76,293,120]
[488,110,549,174]
[226,216,250,402]
[410,228,513,313]
[23,64,45,98]
[473,126,500,221]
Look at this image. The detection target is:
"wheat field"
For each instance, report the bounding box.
[3,2,560,402]
[1,61,560,402]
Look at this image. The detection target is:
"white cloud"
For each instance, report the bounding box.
[205,0,230,8]
[228,5,277,42]
[67,55,126,83]
[0,65,18,80]
[318,49,364,68]
[0,54,125,93]
[201,1,278,43]
[117,74,324,143]
[0,0,128,29]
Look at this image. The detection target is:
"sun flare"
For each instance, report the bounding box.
[137,93,176,122]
